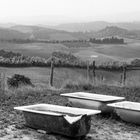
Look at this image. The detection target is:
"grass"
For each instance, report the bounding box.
[0,42,68,58]
[62,78,93,91]
[1,84,140,139]
[62,42,91,48]
[0,67,140,89]
[62,76,140,102]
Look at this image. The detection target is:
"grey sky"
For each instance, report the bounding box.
[0,0,140,25]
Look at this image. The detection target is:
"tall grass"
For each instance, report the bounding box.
[62,78,140,102]
[62,75,122,90]
[62,73,140,91]
[125,76,140,87]
[1,75,140,104]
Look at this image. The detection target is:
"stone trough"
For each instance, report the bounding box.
[61,92,125,113]
[108,101,140,125]
[14,104,101,137]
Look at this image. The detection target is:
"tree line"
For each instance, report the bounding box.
[0,38,88,44]
[0,37,124,44]
[89,37,124,44]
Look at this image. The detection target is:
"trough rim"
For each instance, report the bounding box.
[108,101,140,112]
[61,92,125,102]
[14,103,101,116]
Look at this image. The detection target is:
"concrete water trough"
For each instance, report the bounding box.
[108,101,140,125]
[14,104,101,137]
[61,92,125,113]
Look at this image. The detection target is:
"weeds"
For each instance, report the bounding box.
[62,76,121,90]
[7,74,33,88]
[62,76,140,102]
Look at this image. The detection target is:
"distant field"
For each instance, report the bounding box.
[94,44,140,58]
[1,67,140,88]
[0,39,140,64]
[0,42,69,58]
[74,48,120,64]
[62,42,91,48]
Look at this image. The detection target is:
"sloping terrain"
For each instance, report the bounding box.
[93,44,140,59]
[10,25,81,40]
[0,24,138,41]
[0,28,29,39]
[92,26,140,39]
[52,21,110,32]
[51,21,140,32]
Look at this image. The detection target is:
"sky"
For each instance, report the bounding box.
[0,0,140,25]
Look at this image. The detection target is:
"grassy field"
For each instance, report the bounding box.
[0,39,140,65]
[0,42,69,58]
[0,67,140,88]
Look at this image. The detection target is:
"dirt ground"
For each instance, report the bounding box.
[1,88,140,140]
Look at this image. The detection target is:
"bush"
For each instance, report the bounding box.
[7,74,33,88]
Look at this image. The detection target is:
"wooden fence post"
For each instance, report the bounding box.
[0,72,5,95]
[50,57,54,87]
[87,61,90,80]
[122,65,126,86]
[101,75,104,82]
[92,60,96,84]
[120,74,123,85]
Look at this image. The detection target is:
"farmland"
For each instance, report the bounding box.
[0,38,140,140]
[0,38,139,87]
[0,38,140,64]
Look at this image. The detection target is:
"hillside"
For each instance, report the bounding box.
[10,25,82,40]
[51,21,140,32]
[0,25,86,41]
[0,24,138,41]
[91,26,140,39]
[0,28,29,40]
[52,21,110,32]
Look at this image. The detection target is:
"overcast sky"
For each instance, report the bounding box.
[0,0,140,25]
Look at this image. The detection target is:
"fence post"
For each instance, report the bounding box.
[87,61,90,80]
[122,65,126,86]
[0,72,5,95]
[120,74,123,85]
[92,60,96,84]
[50,57,54,87]
[101,75,104,82]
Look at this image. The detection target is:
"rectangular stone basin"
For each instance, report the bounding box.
[61,92,125,113]
[108,101,140,125]
[14,104,100,137]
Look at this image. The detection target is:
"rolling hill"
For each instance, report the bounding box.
[0,25,87,41]
[51,21,110,32]
[92,26,140,39]
[0,24,139,65]
[10,25,82,40]
[0,24,138,41]
[0,28,29,40]
[51,21,140,32]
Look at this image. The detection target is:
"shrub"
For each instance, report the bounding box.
[7,74,33,88]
